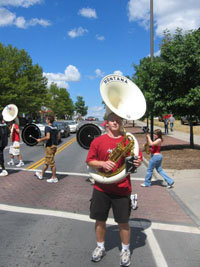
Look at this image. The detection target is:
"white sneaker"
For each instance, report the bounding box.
[91,246,106,262]
[140,183,150,187]
[16,162,24,167]
[46,177,58,183]
[7,161,14,166]
[0,170,8,176]
[120,249,131,266]
[130,194,138,210]
[35,171,43,180]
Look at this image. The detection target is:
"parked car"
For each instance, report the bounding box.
[66,120,79,133]
[54,121,70,138]
[85,116,96,121]
[180,115,200,125]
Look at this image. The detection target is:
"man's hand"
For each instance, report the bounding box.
[36,138,41,143]
[101,160,116,172]
[133,155,142,168]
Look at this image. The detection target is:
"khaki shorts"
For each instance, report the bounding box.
[45,145,57,167]
[9,141,20,156]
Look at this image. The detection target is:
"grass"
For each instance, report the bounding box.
[145,119,200,136]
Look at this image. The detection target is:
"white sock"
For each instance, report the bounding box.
[97,241,105,249]
[121,243,130,251]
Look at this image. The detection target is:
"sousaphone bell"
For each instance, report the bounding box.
[2,104,18,122]
[77,74,146,184]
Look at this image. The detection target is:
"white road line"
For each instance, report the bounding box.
[144,227,168,267]
[4,168,146,180]
[151,222,200,234]
[0,204,199,235]
[3,168,91,177]
[130,177,144,181]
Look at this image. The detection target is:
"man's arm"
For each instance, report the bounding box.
[87,160,116,172]
[36,132,50,143]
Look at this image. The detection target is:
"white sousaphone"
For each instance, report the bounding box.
[2,104,18,122]
[87,74,146,184]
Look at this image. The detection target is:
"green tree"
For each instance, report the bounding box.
[0,43,48,117]
[160,28,200,146]
[48,83,74,119]
[74,96,88,117]
[132,56,166,135]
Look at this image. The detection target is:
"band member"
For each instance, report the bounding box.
[141,129,174,188]
[7,120,24,167]
[35,115,59,183]
[86,112,142,266]
[0,115,10,176]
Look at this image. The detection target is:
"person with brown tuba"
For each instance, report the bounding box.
[85,74,146,266]
[86,112,143,266]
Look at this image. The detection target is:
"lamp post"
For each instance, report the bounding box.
[150,0,154,140]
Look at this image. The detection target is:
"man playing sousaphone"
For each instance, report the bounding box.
[86,112,143,266]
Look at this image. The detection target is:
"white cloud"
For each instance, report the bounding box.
[114,70,123,76]
[0,0,42,8]
[65,65,81,82]
[78,7,97,19]
[0,8,16,26]
[128,0,200,37]
[87,69,105,80]
[68,27,88,38]
[96,34,105,41]
[14,16,26,28]
[26,18,51,27]
[95,69,104,77]
[43,65,81,88]
[13,16,51,28]
[0,1,50,28]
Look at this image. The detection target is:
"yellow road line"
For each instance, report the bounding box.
[26,137,76,170]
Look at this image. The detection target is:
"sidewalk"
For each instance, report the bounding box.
[129,120,200,228]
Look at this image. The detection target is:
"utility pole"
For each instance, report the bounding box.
[150,0,154,140]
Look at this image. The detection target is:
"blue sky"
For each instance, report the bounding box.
[1,0,200,119]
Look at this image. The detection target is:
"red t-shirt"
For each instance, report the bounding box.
[86,133,142,196]
[12,124,20,142]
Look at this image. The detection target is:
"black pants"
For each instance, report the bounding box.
[0,147,5,170]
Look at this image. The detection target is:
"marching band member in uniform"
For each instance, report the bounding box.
[7,120,24,167]
[86,112,143,266]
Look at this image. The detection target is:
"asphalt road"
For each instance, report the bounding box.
[0,134,200,267]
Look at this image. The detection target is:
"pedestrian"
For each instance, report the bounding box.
[169,115,175,131]
[35,115,59,183]
[140,129,174,188]
[0,115,10,176]
[164,118,169,134]
[86,112,143,266]
[7,120,24,167]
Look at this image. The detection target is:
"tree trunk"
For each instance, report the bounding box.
[150,112,154,140]
[189,120,194,148]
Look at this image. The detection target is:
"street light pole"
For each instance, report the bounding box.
[150,0,154,140]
